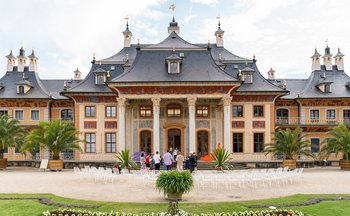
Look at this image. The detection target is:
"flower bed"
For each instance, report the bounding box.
[43,209,304,216]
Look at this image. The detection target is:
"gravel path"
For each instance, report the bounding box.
[0,167,349,203]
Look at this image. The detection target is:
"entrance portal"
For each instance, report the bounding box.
[167,128,181,153]
[197,130,209,157]
[140,130,152,155]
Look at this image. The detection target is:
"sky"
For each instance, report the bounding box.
[1,0,350,80]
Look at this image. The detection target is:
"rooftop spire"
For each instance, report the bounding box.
[123,16,132,47]
[168,3,179,34]
[215,16,224,47]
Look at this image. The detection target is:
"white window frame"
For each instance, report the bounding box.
[30,109,40,121]
[14,109,24,121]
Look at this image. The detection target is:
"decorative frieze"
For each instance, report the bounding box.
[105,121,117,129]
[196,120,210,129]
[253,121,265,128]
[139,120,153,129]
[232,121,245,128]
[231,95,275,102]
[84,121,97,129]
[0,100,48,107]
[74,96,115,103]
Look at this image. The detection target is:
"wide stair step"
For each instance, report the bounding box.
[196,161,249,170]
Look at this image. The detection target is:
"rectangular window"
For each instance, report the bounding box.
[167,104,181,117]
[233,133,243,153]
[310,110,319,120]
[0,110,8,116]
[105,106,116,118]
[253,105,264,117]
[196,106,209,117]
[343,110,350,124]
[95,74,105,85]
[3,147,8,154]
[85,133,96,153]
[31,110,40,121]
[311,138,320,153]
[326,109,336,120]
[14,147,20,153]
[254,133,264,153]
[85,106,95,117]
[232,105,243,117]
[140,106,152,118]
[15,110,24,120]
[105,133,116,153]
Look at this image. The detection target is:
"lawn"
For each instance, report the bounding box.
[0,193,349,216]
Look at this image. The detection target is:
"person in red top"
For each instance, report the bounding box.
[145,154,151,170]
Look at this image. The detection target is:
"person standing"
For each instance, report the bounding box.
[145,154,150,170]
[140,153,146,170]
[153,151,161,171]
[173,147,178,168]
[189,152,196,173]
[163,150,173,170]
[176,151,184,171]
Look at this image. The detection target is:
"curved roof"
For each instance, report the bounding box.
[144,32,203,50]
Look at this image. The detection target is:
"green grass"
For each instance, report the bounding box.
[0,194,349,216]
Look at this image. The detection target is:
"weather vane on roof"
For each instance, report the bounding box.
[325,39,328,47]
[169,2,176,16]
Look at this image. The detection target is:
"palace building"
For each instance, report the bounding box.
[0,17,348,162]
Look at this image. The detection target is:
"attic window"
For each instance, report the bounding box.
[169,62,180,74]
[325,83,332,93]
[17,85,25,94]
[111,66,115,70]
[95,74,106,85]
[242,72,253,83]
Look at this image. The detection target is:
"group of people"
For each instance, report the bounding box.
[139,148,199,172]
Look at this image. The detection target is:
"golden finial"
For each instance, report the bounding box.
[99,61,102,66]
[93,52,95,61]
[253,53,256,60]
[172,47,175,53]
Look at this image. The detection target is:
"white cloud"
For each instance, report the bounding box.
[190,0,218,6]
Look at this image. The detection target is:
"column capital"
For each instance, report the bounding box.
[117,97,127,106]
[151,98,161,107]
[187,96,197,106]
[222,96,231,106]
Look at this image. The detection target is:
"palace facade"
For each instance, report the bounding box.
[1,18,348,162]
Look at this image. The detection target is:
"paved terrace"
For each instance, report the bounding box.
[0,167,349,203]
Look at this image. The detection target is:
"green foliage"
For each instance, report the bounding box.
[210,146,232,170]
[0,115,25,159]
[264,127,313,160]
[23,120,82,160]
[320,124,350,160]
[116,149,136,169]
[155,171,194,196]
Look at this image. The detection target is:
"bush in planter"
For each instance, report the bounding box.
[23,120,82,169]
[155,170,194,200]
[264,127,313,168]
[116,149,137,171]
[0,115,25,167]
[210,145,232,171]
[320,124,350,170]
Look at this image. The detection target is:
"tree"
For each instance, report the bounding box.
[0,115,25,159]
[320,124,350,161]
[23,120,82,160]
[264,127,313,160]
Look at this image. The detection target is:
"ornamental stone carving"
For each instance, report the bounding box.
[151,98,161,107]
[222,96,231,106]
[196,120,210,129]
[117,97,127,106]
[187,97,197,106]
[139,120,153,128]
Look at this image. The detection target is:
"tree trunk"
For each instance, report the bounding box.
[0,148,4,160]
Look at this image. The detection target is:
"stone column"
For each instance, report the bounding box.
[117,97,127,150]
[152,98,161,154]
[188,97,197,154]
[222,96,232,153]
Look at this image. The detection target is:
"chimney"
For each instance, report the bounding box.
[311,48,321,71]
[215,19,224,47]
[74,68,82,80]
[6,50,16,72]
[323,46,333,71]
[17,47,27,72]
[267,68,275,80]
[334,47,345,71]
[28,50,38,72]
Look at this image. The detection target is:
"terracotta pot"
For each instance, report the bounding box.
[339,159,350,170]
[49,159,63,171]
[0,158,7,169]
[283,159,296,169]
[167,192,183,201]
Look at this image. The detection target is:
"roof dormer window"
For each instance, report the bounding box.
[166,52,182,74]
[93,67,107,85]
[325,83,332,93]
[18,85,25,94]
[240,66,255,84]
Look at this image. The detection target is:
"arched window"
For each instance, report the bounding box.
[61,109,73,121]
[167,103,182,117]
[276,109,289,125]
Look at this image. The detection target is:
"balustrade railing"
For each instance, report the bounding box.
[275,117,350,126]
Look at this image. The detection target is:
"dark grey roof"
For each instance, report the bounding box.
[6,50,16,59]
[144,32,203,50]
[224,63,286,93]
[111,49,238,83]
[64,63,124,93]
[272,79,308,99]
[0,67,52,99]
[99,45,138,64]
[28,50,38,59]
[41,79,80,99]
[334,48,344,57]
[209,45,249,62]
[311,48,321,58]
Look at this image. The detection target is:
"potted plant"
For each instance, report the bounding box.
[155,170,193,200]
[0,115,25,168]
[264,127,313,169]
[23,120,82,171]
[210,145,232,171]
[116,149,136,172]
[320,124,350,170]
